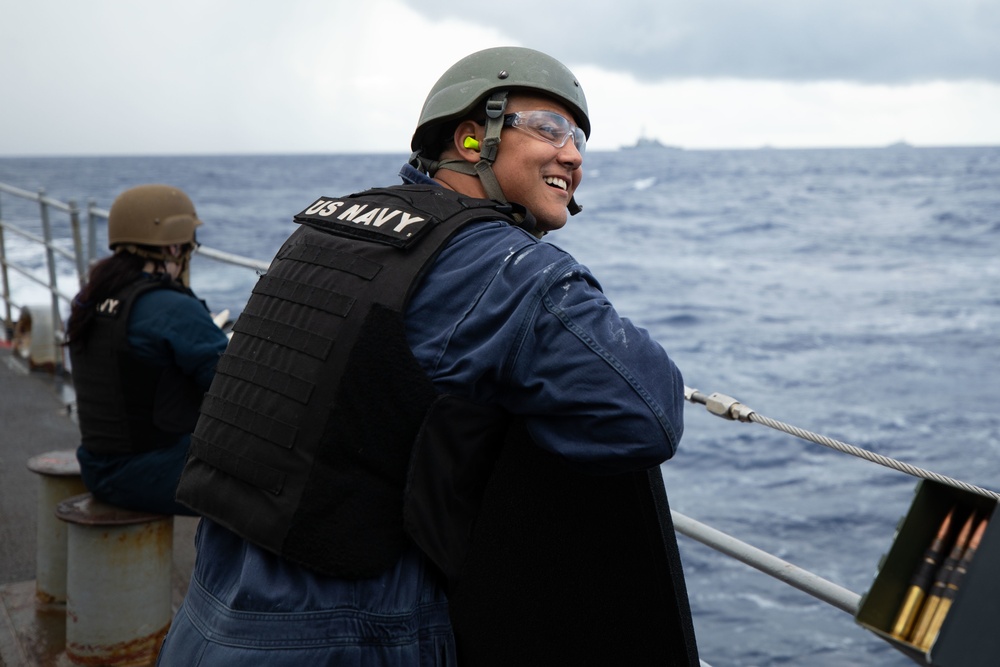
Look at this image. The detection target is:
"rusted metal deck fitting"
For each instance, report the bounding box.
[26,449,87,608]
[56,493,174,667]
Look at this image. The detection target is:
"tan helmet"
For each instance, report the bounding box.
[107,184,202,250]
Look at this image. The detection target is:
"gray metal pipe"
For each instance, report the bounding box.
[68,200,86,287]
[0,191,11,333]
[671,509,861,616]
[87,199,99,267]
[37,189,64,367]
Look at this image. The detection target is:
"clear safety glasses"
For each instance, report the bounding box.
[502,110,586,154]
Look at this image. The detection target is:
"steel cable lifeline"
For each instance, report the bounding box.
[684,386,1000,503]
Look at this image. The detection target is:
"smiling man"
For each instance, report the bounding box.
[158,47,698,667]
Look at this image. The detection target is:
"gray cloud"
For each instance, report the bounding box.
[401,0,1000,84]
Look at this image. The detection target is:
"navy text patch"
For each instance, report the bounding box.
[294,197,432,247]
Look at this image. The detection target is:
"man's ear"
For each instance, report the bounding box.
[454,120,482,161]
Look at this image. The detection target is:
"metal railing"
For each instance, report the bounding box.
[0,182,268,368]
[0,183,87,369]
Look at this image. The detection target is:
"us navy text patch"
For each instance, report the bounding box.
[294,197,432,247]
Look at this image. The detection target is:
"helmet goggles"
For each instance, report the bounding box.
[502,110,586,154]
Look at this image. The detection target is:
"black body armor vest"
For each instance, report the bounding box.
[70,276,206,456]
[178,183,700,663]
[177,185,530,578]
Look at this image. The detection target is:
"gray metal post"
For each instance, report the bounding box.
[37,189,63,368]
[86,199,98,268]
[671,509,862,615]
[68,200,86,287]
[27,450,87,607]
[0,192,12,337]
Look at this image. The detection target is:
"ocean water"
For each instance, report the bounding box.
[2,147,999,666]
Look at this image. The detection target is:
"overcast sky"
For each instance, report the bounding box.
[2,0,998,156]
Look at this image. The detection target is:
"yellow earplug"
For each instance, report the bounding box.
[463,136,480,151]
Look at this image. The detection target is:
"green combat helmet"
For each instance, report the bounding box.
[409,46,590,216]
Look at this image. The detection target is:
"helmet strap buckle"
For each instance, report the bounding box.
[484,91,507,119]
[479,91,507,164]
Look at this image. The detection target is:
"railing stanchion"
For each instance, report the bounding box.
[86,199,98,268]
[38,189,64,370]
[0,191,12,337]
[68,200,86,288]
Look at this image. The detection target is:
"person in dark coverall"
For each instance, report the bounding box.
[67,185,228,516]
[157,47,699,666]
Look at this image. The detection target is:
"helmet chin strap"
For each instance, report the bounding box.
[115,243,197,286]
[409,90,583,219]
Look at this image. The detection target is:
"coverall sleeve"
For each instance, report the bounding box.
[407,223,685,475]
[497,251,685,473]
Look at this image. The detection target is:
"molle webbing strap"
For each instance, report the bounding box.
[189,434,286,496]
[252,272,354,316]
[215,353,315,406]
[229,311,333,360]
[199,392,298,450]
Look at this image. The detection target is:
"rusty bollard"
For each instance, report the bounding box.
[26,449,88,607]
[56,493,173,666]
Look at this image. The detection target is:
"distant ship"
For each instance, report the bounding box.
[620,135,683,152]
